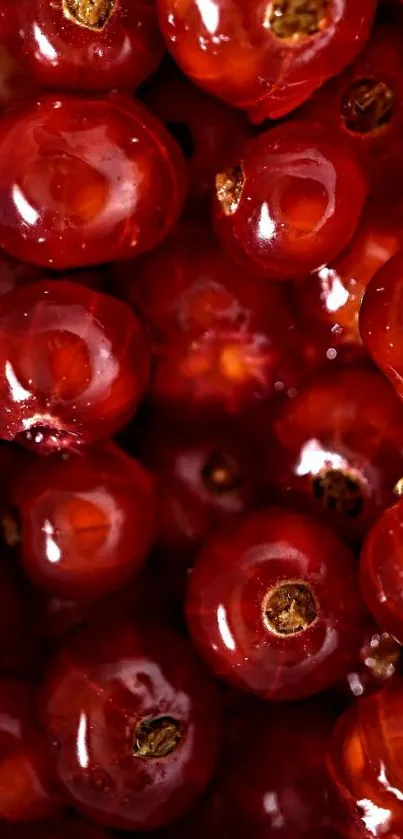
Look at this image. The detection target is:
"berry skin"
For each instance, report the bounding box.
[156,0,377,122]
[213,123,367,280]
[0,679,63,822]
[11,443,156,600]
[266,364,403,546]
[0,93,187,270]
[3,0,164,93]
[360,251,403,402]
[0,281,150,453]
[141,61,250,205]
[360,500,403,646]
[40,620,220,831]
[114,221,304,416]
[327,678,403,838]
[186,507,369,701]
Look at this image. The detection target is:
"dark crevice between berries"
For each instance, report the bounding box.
[312,468,364,518]
[267,0,329,40]
[133,716,183,759]
[166,121,195,160]
[202,451,242,495]
[264,581,317,636]
[341,79,396,135]
[62,0,116,30]
[215,165,244,216]
[2,509,21,548]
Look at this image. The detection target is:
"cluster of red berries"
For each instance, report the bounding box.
[2,1,403,838]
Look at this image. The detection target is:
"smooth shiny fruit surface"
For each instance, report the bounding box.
[186,507,368,700]
[0,281,150,453]
[327,678,403,838]
[0,93,186,269]
[41,621,220,830]
[213,122,367,280]
[156,0,377,122]
[360,251,403,401]
[13,443,156,599]
[266,364,403,546]
[360,500,403,646]
[6,0,164,92]
[114,222,304,414]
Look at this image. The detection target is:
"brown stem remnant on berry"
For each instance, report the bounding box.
[2,511,20,548]
[341,79,396,135]
[312,468,363,518]
[133,716,183,759]
[215,165,244,216]
[202,451,241,495]
[264,581,317,636]
[267,0,329,40]
[62,0,117,30]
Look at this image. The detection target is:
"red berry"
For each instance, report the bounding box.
[291,199,403,359]
[0,93,186,269]
[360,251,403,401]
[0,281,150,453]
[327,678,403,838]
[142,62,250,205]
[114,222,304,415]
[186,507,368,700]
[0,679,63,822]
[213,123,367,280]
[266,364,403,545]
[360,500,403,646]
[341,627,402,700]
[4,0,164,93]
[0,45,30,111]
[156,0,376,122]
[40,620,220,830]
[12,443,155,599]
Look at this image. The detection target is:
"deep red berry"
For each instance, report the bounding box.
[141,62,250,205]
[12,443,155,599]
[327,678,403,838]
[40,620,220,831]
[0,93,186,270]
[4,0,164,93]
[0,679,63,822]
[156,0,376,122]
[0,46,29,111]
[114,221,304,415]
[0,281,150,453]
[266,364,403,546]
[360,500,403,646]
[213,123,367,280]
[291,200,403,359]
[186,507,368,701]
[298,26,403,196]
[360,251,403,401]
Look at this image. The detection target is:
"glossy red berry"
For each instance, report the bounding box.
[360,500,403,646]
[213,123,367,280]
[0,679,62,822]
[298,26,403,196]
[291,199,403,359]
[186,507,368,700]
[0,93,186,270]
[4,0,164,93]
[0,281,150,453]
[142,62,250,205]
[114,222,304,415]
[327,678,403,838]
[360,252,403,401]
[40,620,220,831]
[12,443,155,599]
[156,0,376,122]
[266,364,403,546]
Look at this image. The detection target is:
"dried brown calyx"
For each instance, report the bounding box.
[312,468,363,518]
[215,165,244,216]
[267,0,329,40]
[133,716,183,759]
[264,581,317,636]
[341,79,396,134]
[202,451,242,495]
[2,510,21,548]
[62,0,117,31]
